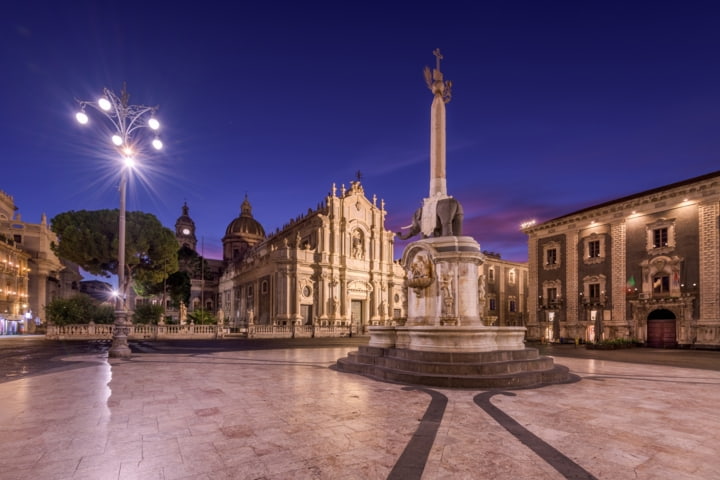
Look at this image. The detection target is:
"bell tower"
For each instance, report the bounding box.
[175,202,197,251]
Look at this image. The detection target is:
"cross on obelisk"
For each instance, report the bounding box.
[433,48,443,72]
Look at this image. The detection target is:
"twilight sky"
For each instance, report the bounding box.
[2,1,719,264]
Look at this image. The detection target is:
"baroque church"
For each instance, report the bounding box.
[174,181,407,334]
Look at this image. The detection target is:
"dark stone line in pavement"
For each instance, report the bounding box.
[474,391,597,480]
[387,386,448,480]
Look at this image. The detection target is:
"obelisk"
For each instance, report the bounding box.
[425,48,452,197]
[420,49,453,237]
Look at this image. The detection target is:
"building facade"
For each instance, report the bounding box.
[480,253,529,328]
[523,171,720,348]
[0,190,78,331]
[217,181,406,333]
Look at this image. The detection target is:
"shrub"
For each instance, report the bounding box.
[187,309,217,325]
[45,295,115,325]
[133,303,164,324]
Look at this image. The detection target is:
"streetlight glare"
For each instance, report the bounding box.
[148,118,160,130]
[123,156,135,168]
[98,97,112,111]
[76,112,88,124]
[152,138,163,150]
[112,135,123,146]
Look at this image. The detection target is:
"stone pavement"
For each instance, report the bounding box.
[1,341,719,479]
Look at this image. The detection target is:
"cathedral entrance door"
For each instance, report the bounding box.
[300,305,313,325]
[351,300,363,334]
[647,309,677,348]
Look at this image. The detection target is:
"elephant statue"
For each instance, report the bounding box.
[397,196,463,240]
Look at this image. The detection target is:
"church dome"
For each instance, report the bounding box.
[224,196,265,238]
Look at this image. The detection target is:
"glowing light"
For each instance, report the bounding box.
[123,156,135,168]
[148,118,160,130]
[76,111,88,124]
[123,146,133,156]
[152,138,163,150]
[520,220,536,229]
[98,97,112,111]
[112,135,123,146]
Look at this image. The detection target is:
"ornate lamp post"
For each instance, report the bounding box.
[75,85,163,358]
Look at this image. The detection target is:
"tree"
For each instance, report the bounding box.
[51,209,179,302]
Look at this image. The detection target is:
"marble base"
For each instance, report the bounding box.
[369,325,526,352]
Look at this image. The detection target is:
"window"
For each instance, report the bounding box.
[509,299,516,312]
[488,268,495,283]
[653,275,670,294]
[13,234,22,244]
[546,249,557,265]
[583,233,606,264]
[542,241,561,270]
[508,269,516,285]
[653,228,668,248]
[547,287,557,302]
[582,275,607,304]
[489,298,496,311]
[261,280,269,294]
[646,219,676,254]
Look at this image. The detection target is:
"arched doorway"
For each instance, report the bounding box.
[647,309,677,348]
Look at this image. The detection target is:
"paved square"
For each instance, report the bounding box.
[1,344,719,479]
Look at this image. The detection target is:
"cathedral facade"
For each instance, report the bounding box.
[523,170,720,348]
[215,181,405,333]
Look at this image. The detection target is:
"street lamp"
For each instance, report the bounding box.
[76,84,163,358]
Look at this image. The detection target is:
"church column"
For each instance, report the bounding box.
[318,272,328,321]
[275,267,292,324]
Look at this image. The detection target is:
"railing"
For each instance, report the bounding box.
[45,323,357,340]
[248,324,354,338]
[45,323,223,340]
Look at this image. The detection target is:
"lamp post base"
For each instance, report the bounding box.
[109,310,132,358]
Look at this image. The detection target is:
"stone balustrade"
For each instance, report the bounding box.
[45,323,356,340]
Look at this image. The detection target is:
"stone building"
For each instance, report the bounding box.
[217,181,406,333]
[480,253,529,328]
[0,233,30,331]
[0,190,78,330]
[523,170,720,348]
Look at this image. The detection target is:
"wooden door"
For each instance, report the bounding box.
[647,319,677,348]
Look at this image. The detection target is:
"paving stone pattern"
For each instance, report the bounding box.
[1,345,719,479]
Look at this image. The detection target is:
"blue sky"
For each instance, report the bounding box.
[2,1,719,264]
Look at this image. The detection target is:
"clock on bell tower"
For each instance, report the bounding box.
[175,202,197,251]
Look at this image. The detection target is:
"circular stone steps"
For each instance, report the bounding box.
[336,345,576,389]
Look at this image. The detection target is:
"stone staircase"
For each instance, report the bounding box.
[336,345,576,389]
